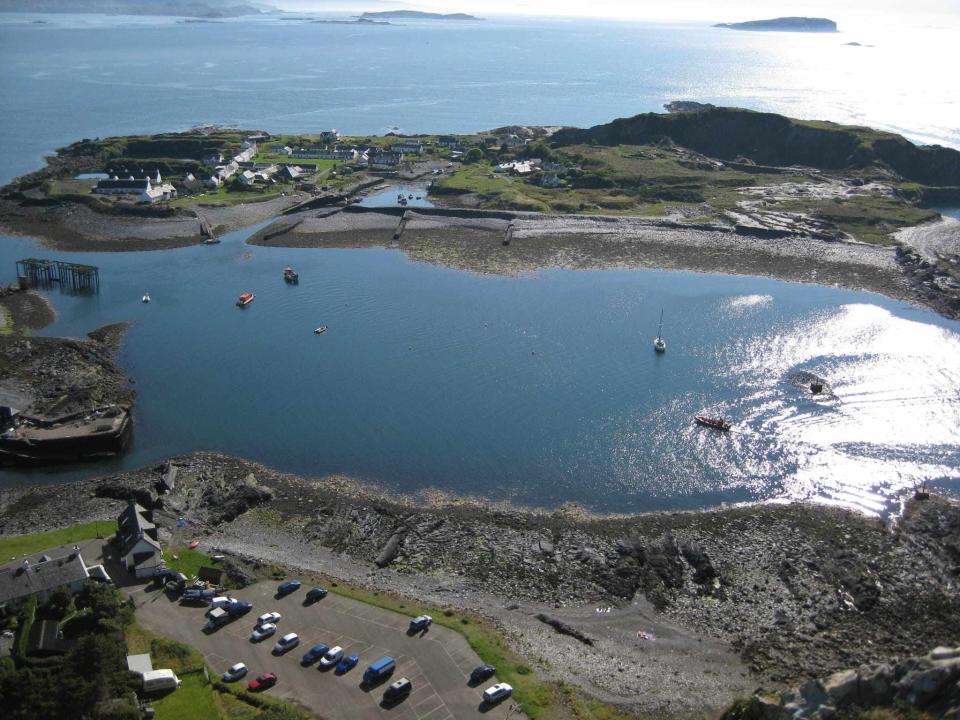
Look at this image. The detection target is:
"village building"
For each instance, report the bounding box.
[389,140,424,154]
[292,145,359,161]
[203,152,224,166]
[499,134,526,149]
[368,151,404,170]
[437,135,459,147]
[0,547,109,611]
[233,146,257,164]
[181,173,202,191]
[117,501,163,579]
[319,129,339,143]
[495,159,541,175]
[95,172,177,204]
[540,172,562,187]
[268,144,293,156]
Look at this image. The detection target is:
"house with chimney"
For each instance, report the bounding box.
[117,501,163,578]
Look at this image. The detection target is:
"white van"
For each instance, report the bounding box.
[142,669,182,693]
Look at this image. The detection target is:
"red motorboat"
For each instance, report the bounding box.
[188,538,200,550]
[237,292,255,307]
[695,416,731,431]
[283,267,299,283]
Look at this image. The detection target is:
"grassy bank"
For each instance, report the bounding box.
[0,520,113,559]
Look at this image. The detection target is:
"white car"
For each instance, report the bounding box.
[409,614,433,631]
[222,662,247,682]
[318,646,344,669]
[272,632,300,654]
[256,612,281,626]
[206,597,236,615]
[483,683,513,704]
[251,623,277,642]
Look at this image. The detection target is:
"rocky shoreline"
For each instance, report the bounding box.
[1,452,957,716]
[0,322,132,417]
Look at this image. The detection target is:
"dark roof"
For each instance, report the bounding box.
[0,552,89,605]
[117,502,158,555]
[96,179,149,191]
[28,619,68,656]
[197,566,224,584]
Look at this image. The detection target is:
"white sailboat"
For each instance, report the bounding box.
[653,308,666,353]
[142,292,151,304]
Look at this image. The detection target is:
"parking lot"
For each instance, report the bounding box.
[130,580,522,720]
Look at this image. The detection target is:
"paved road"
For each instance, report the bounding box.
[130,580,522,720]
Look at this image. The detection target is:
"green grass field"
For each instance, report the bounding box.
[151,673,220,720]
[0,521,113,560]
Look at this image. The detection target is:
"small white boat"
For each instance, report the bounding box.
[314,325,328,335]
[142,292,151,304]
[653,308,666,353]
[204,237,221,245]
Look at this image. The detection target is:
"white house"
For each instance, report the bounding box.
[268,144,293,156]
[117,501,163,579]
[233,146,257,163]
[0,548,108,610]
[495,159,540,175]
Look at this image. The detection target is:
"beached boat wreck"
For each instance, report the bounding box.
[0,404,132,465]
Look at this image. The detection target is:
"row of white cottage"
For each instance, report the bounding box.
[95,169,178,204]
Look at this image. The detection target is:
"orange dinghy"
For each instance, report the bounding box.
[236,293,255,307]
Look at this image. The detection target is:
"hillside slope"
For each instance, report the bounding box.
[552,107,960,186]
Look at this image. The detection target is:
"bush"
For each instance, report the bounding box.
[13,595,37,659]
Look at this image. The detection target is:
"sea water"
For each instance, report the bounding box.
[0,225,957,516]
[0,13,958,514]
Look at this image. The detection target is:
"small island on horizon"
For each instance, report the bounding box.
[714,17,838,33]
[359,10,482,21]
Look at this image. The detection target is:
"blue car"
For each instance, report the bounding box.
[277,580,301,595]
[301,644,329,665]
[335,655,360,675]
[305,587,328,603]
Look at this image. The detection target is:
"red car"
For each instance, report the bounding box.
[248,672,278,692]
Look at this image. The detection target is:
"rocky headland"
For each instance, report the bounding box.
[1,452,958,716]
[0,322,133,417]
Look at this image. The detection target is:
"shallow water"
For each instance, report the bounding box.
[2,224,958,516]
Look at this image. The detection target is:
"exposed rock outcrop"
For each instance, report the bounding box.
[732,646,960,719]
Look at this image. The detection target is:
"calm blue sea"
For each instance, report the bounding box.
[0,12,958,514]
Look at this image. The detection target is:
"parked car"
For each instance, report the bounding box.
[305,587,328,602]
[383,677,412,703]
[256,612,281,626]
[470,664,496,684]
[247,672,277,692]
[318,646,344,669]
[363,656,396,686]
[226,600,253,616]
[335,655,360,675]
[409,615,433,632]
[251,623,277,642]
[206,597,235,614]
[222,663,247,682]
[277,580,301,595]
[272,632,300,654]
[482,683,513,705]
[181,587,216,604]
[301,644,329,665]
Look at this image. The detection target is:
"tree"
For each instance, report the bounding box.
[464,148,483,163]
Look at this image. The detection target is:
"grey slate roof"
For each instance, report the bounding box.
[0,552,89,605]
[117,502,160,556]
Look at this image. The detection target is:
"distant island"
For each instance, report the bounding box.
[313,17,391,26]
[714,17,838,33]
[0,0,267,17]
[359,10,482,21]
